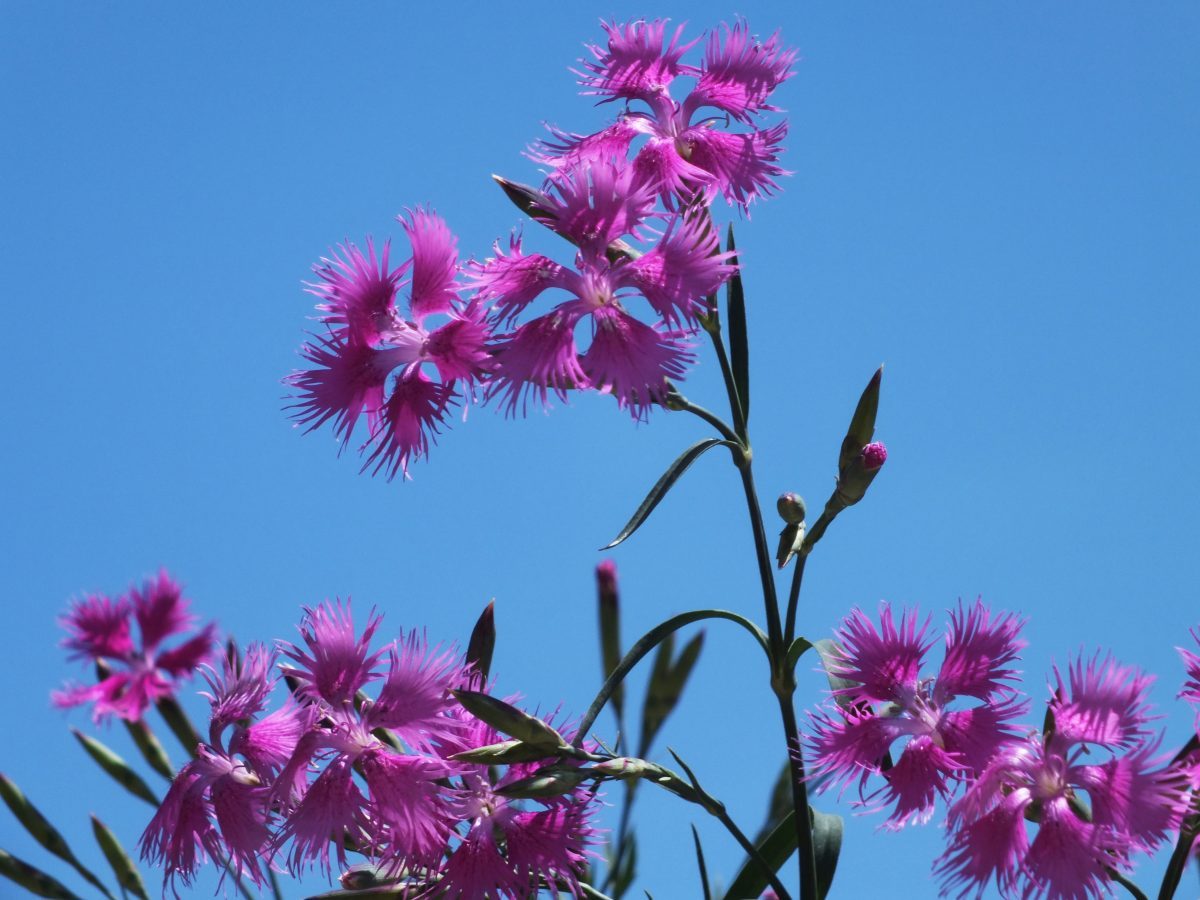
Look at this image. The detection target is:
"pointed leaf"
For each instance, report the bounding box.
[752,763,796,846]
[691,824,711,900]
[812,639,859,702]
[0,849,84,899]
[811,808,843,899]
[608,829,637,900]
[154,695,202,756]
[70,730,159,807]
[0,775,113,899]
[465,601,496,683]
[596,561,624,725]
[838,366,882,469]
[639,632,704,758]
[123,719,174,781]
[451,690,563,748]
[90,816,149,900]
[725,225,749,431]
[602,439,734,550]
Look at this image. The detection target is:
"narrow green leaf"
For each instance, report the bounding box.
[0,849,84,899]
[154,695,202,756]
[0,774,113,899]
[575,610,769,745]
[596,561,624,725]
[608,829,637,900]
[811,808,843,899]
[123,719,174,781]
[639,632,705,758]
[691,824,712,900]
[752,763,795,846]
[812,639,858,700]
[465,600,496,682]
[70,730,159,807]
[722,808,797,900]
[724,225,750,430]
[90,816,149,900]
[785,636,814,675]
[602,439,731,550]
[838,366,883,469]
[451,691,563,749]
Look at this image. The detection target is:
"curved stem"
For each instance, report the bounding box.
[1109,868,1149,900]
[674,396,743,447]
[713,805,792,900]
[574,609,770,746]
[783,553,808,648]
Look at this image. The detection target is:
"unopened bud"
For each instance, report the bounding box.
[834,441,888,507]
[776,493,807,525]
[589,757,656,780]
[340,866,385,890]
[448,739,560,765]
[861,441,887,472]
[492,174,554,221]
[497,766,588,799]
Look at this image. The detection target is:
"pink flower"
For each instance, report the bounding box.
[936,653,1187,899]
[53,570,216,722]
[1176,627,1200,727]
[140,645,310,892]
[287,210,493,479]
[471,160,733,419]
[807,600,1027,828]
[536,19,795,211]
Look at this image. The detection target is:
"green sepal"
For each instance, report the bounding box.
[0,774,113,899]
[90,815,149,900]
[451,690,564,749]
[838,366,882,470]
[70,730,159,807]
[602,439,735,550]
[447,739,562,765]
[465,600,496,683]
[0,849,84,899]
[495,765,588,799]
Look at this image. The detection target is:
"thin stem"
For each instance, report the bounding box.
[1108,868,1149,900]
[737,462,783,650]
[1157,812,1200,900]
[704,322,747,439]
[776,694,818,900]
[783,553,808,648]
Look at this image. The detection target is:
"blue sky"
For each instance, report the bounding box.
[2,3,1198,898]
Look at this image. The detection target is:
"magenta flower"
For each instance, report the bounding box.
[140,644,310,891]
[936,653,1187,899]
[535,19,795,211]
[53,570,216,722]
[472,160,734,419]
[1176,627,1200,727]
[272,603,472,875]
[287,209,493,479]
[807,600,1027,828]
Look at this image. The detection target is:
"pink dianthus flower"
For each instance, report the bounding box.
[807,599,1027,828]
[936,653,1187,900]
[287,209,492,479]
[53,570,216,722]
[534,19,796,211]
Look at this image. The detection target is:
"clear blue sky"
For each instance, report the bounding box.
[3,3,1198,898]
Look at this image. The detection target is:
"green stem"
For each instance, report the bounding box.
[712,805,792,900]
[1157,812,1200,900]
[673,395,742,447]
[783,553,808,648]
[704,321,747,440]
[775,692,818,900]
[1109,868,1149,900]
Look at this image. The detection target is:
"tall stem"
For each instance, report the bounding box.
[776,692,819,900]
[783,553,808,648]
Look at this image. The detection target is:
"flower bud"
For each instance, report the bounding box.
[497,766,589,799]
[589,757,656,780]
[776,492,807,525]
[833,441,888,508]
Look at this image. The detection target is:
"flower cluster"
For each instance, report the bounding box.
[138,602,598,897]
[287,19,794,476]
[53,570,216,722]
[808,600,1194,898]
[937,654,1187,899]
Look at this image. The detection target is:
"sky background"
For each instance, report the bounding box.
[2,3,1198,898]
